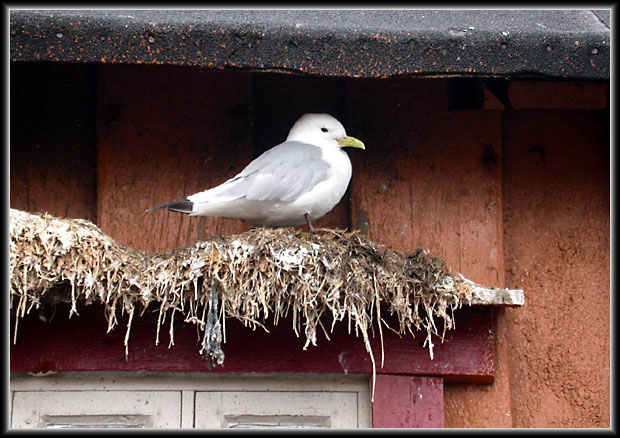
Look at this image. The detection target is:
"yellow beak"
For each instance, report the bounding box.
[337,136,365,150]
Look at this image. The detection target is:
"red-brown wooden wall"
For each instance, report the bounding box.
[10,62,609,428]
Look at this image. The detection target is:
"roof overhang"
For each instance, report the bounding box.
[10,9,611,79]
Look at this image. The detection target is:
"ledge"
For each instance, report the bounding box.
[9,208,523,390]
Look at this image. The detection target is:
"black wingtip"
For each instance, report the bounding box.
[145,198,194,214]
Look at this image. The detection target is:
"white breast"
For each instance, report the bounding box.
[289,147,352,221]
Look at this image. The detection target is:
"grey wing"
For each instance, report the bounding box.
[216,141,331,202]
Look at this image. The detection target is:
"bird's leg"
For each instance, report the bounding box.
[304,213,315,233]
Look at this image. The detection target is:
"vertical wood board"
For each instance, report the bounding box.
[10,62,97,221]
[97,64,254,252]
[372,375,444,428]
[347,77,506,427]
[348,78,504,287]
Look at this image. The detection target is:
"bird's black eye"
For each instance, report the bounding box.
[321,127,328,132]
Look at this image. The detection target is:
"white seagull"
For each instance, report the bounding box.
[146,113,365,232]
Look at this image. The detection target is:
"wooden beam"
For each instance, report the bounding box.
[10,303,494,382]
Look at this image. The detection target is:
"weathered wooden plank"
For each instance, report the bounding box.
[10,62,97,222]
[372,375,444,428]
[459,275,524,306]
[10,303,494,382]
[348,77,504,289]
[96,64,254,252]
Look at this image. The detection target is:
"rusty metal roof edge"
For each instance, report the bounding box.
[10,9,610,80]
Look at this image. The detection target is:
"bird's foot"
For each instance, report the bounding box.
[304,213,316,234]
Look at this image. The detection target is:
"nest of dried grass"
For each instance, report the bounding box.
[10,208,486,379]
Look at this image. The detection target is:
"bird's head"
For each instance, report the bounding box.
[286,113,365,151]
